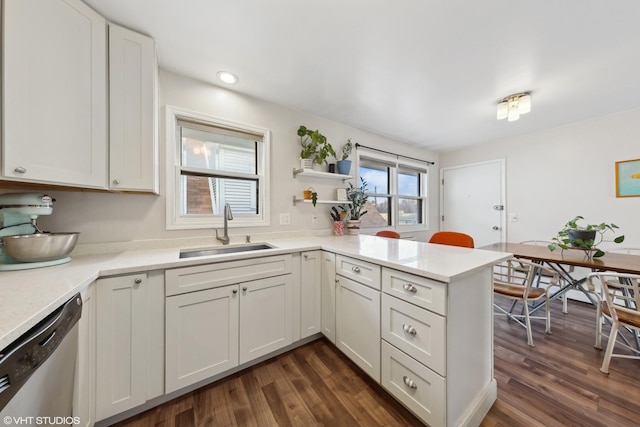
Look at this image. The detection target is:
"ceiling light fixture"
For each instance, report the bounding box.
[496,92,531,122]
[216,71,239,85]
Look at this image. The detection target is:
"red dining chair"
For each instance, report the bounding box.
[375,230,400,239]
[428,231,474,248]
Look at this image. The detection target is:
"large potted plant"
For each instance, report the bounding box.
[337,138,353,175]
[345,177,368,234]
[548,215,624,259]
[297,125,335,169]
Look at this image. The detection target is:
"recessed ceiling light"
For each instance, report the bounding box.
[216,71,239,85]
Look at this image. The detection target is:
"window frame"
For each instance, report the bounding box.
[165,105,270,230]
[356,149,428,232]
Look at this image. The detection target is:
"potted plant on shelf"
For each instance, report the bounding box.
[345,177,368,235]
[337,138,353,175]
[548,215,625,259]
[297,125,336,170]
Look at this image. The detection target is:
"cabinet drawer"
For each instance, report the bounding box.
[382,294,446,376]
[336,254,381,290]
[165,254,292,296]
[381,341,445,427]
[382,268,446,315]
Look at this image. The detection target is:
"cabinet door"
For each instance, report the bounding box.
[336,275,381,382]
[109,23,158,193]
[96,273,147,421]
[3,0,107,188]
[300,250,322,339]
[73,283,96,427]
[165,285,239,393]
[240,274,293,364]
[321,251,337,343]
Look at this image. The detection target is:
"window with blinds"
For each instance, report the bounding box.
[357,149,428,230]
[166,107,270,229]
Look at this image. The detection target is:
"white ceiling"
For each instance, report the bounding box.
[85,0,640,152]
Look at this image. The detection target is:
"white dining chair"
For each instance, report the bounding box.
[587,272,640,373]
[493,257,561,346]
[520,240,570,313]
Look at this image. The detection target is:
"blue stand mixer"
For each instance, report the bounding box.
[0,193,78,270]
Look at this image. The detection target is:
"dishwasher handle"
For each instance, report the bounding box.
[0,293,82,410]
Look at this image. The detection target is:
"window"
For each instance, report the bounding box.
[166,106,270,229]
[357,149,428,230]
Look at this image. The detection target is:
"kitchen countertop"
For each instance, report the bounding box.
[0,235,510,349]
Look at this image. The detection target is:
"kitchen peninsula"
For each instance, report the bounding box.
[0,235,509,427]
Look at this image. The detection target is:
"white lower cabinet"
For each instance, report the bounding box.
[165,285,239,393]
[239,274,293,364]
[95,271,164,421]
[74,282,96,427]
[164,255,293,393]
[300,251,322,338]
[336,275,381,382]
[321,251,337,343]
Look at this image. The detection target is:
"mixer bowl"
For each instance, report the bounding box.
[2,233,80,262]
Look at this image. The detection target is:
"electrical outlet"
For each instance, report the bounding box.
[312,215,318,224]
[279,213,290,225]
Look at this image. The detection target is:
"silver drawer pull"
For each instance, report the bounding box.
[14,166,27,174]
[112,179,120,185]
[134,278,142,285]
[352,266,361,273]
[403,376,417,389]
[403,283,417,293]
[402,324,417,335]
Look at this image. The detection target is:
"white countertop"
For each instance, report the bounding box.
[0,235,510,349]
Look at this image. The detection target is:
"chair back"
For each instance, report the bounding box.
[591,272,640,326]
[493,258,557,299]
[428,231,474,248]
[375,230,400,239]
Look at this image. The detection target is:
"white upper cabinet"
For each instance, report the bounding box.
[2,0,108,188]
[108,23,158,193]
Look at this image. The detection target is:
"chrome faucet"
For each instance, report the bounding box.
[215,203,233,245]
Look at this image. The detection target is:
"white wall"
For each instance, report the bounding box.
[440,108,640,248]
[29,70,438,245]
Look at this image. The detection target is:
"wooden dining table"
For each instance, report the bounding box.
[481,242,640,311]
[482,242,640,348]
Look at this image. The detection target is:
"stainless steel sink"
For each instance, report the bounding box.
[179,243,275,258]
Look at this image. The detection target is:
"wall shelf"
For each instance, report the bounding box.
[292,196,351,206]
[292,168,352,181]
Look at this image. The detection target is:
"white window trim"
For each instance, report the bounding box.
[356,148,428,232]
[165,105,270,230]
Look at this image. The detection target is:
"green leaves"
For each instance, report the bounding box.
[549,215,625,258]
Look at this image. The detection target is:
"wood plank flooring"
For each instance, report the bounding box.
[112,298,640,426]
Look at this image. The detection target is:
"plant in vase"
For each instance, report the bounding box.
[330,206,347,236]
[548,215,624,259]
[337,138,353,175]
[346,177,368,235]
[297,125,335,170]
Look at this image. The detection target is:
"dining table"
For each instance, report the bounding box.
[482,242,640,347]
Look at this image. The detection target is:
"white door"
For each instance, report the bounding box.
[336,275,381,382]
[440,159,505,248]
[239,274,293,364]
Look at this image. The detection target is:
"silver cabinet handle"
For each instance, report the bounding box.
[402,324,417,335]
[403,283,417,293]
[134,278,142,284]
[303,254,308,259]
[242,286,248,292]
[352,266,361,273]
[112,179,120,185]
[14,167,27,174]
[232,289,238,294]
[403,376,417,389]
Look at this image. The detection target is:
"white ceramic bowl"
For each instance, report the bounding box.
[2,233,80,262]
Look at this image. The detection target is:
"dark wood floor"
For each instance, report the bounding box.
[113,298,640,426]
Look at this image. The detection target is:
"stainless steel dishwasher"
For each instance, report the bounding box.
[0,293,82,425]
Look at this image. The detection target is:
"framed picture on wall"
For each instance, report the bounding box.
[615,158,640,197]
